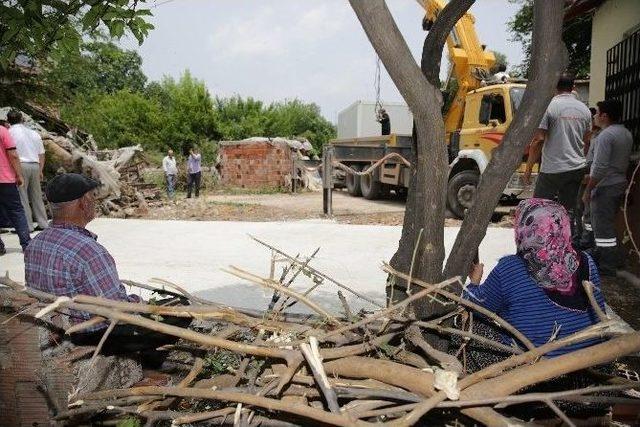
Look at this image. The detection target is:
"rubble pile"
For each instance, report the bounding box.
[1,105,159,218]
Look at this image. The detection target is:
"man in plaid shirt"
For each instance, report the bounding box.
[25,173,141,330]
[25,173,189,366]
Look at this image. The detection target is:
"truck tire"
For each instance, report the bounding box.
[361,165,381,200]
[346,164,362,197]
[447,170,479,218]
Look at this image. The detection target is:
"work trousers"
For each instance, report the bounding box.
[534,168,584,237]
[18,162,48,230]
[166,174,176,199]
[0,183,31,251]
[187,171,201,198]
[591,182,626,275]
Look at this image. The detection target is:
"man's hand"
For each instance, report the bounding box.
[39,171,44,181]
[523,169,532,186]
[15,174,23,187]
[469,262,484,284]
[582,189,591,206]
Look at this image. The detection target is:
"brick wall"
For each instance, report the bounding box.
[0,291,74,427]
[219,141,293,189]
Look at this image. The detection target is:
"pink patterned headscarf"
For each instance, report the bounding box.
[514,198,579,294]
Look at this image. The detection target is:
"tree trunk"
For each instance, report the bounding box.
[348,0,473,320]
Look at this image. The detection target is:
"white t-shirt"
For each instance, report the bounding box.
[162,156,178,175]
[9,123,45,163]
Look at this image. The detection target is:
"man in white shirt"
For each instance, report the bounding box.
[7,110,48,231]
[162,149,178,199]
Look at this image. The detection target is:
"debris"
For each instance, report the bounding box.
[1,238,639,426]
[1,106,159,217]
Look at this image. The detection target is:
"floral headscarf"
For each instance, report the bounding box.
[514,198,579,294]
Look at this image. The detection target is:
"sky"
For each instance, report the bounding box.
[119,0,526,122]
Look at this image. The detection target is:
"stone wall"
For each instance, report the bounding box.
[218,140,293,189]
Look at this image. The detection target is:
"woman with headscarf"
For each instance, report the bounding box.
[465,197,606,357]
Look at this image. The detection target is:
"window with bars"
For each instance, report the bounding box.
[605,29,640,153]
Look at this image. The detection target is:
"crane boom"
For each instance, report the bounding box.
[417,0,496,133]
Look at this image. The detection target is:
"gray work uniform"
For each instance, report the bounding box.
[589,124,633,255]
[534,93,591,232]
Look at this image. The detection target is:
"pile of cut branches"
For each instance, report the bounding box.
[1,238,639,426]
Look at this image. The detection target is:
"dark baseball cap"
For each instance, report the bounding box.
[46,173,101,203]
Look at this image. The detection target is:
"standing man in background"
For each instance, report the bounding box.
[186,146,202,198]
[524,74,592,236]
[377,108,391,136]
[162,149,178,200]
[0,124,30,255]
[582,99,633,276]
[7,109,48,232]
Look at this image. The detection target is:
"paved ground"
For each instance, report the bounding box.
[1,218,515,313]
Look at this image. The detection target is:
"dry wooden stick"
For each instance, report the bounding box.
[223,265,341,326]
[68,294,299,332]
[415,321,521,355]
[582,280,609,322]
[382,263,535,351]
[456,331,640,426]
[26,295,302,393]
[544,399,575,427]
[76,386,363,427]
[148,277,214,305]
[300,337,340,413]
[249,234,384,308]
[137,357,204,413]
[172,407,236,425]
[393,321,618,426]
[319,276,461,342]
[406,325,463,375]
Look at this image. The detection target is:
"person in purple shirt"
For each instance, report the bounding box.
[186,146,202,198]
[25,173,190,366]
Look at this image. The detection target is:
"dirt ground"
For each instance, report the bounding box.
[142,189,515,226]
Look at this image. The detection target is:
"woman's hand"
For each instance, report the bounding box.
[469,263,484,284]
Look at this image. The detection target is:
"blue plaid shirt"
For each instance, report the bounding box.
[25,223,140,330]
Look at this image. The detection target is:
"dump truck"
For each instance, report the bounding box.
[330,0,534,218]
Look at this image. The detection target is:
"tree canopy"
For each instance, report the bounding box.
[50,42,335,159]
[508,0,591,78]
[0,0,154,69]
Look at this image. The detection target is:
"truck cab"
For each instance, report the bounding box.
[446,83,532,217]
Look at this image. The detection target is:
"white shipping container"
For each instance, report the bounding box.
[337,100,414,139]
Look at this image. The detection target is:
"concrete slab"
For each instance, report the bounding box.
[0,218,515,313]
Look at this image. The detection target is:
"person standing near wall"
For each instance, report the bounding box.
[186,147,202,198]
[582,99,633,276]
[524,74,592,237]
[0,125,31,255]
[162,149,178,200]
[7,109,48,232]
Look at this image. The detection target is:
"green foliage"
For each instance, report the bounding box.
[490,50,509,74]
[44,41,147,99]
[201,350,241,377]
[62,90,163,150]
[215,97,336,152]
[115,417,141,427]
[151,71,220,154]
[266,99,336,152]
[507,0,592,78]
[0,0,154,70]
[30,40,334,163]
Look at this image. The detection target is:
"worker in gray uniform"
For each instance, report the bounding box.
[582,99,633,276]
